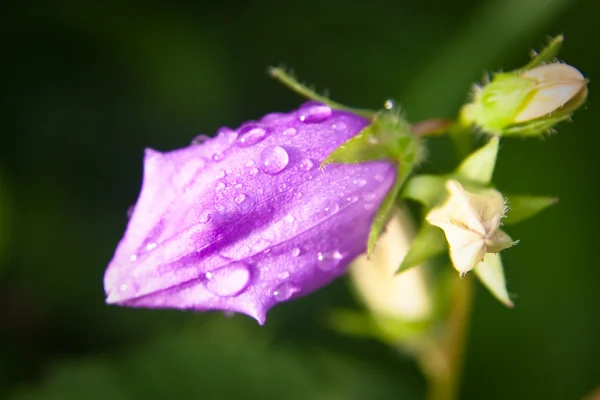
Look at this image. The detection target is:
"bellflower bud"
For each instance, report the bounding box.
[466,62,587,136]
[350,209,432,321]
[426,180,517,275]
[104,102,396,324]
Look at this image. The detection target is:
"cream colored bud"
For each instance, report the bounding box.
[514,63,587,123]
[350,209,432,321]
[426,180,517,275]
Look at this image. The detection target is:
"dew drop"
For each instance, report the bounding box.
[212,152,224,161]
[234,193,246,204]
[261,112,285,123]
[316,200,340,219]
[291,247,301,257]
[364,203,374,210]
[245,160,255,167]
[234,183,243,189]
[384,99,395,110]
[191,134,211,145]
[129,254,138,262]
[278,271,290,280]
[146,243,157,251]
[198,210,211,223]
[259,146,289,175]
[253,238,272,253]
[346,195,358,203]
[217,127,238,146]
[299,158,314,171]
[374,174,384,182]
[238,125,269,147]
[273,282,299,302]
[317,250,343,271]
[332,121,347,131]
[284,214,295,223]
[249,167,259,176]
[205,263,251,297]
[215,181,226,191]
[282,127,297,136]
[353,178,367,187]
[298,102,332,123]
[363,192,376,201]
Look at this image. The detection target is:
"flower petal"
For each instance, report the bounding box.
[104,103,396,323]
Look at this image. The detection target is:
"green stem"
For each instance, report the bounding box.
[268,67,376,118]
[421,275,475,400]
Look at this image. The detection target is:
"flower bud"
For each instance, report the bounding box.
[426,180,517,275]
[104,103,396,324]
[350,209,432,321]
[468,63,587,136]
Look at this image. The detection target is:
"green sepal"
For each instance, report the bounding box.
[473,73,536,132]
[474,253,513,307]
[320,124,394,166]
[268,66,375,118]
[397,223,447,274]
[502,113,571,136]
[522,35,564,71]
[503,194,558,225]
[454,136,499,185]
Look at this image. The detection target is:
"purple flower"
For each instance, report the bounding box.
[104,102,396,324]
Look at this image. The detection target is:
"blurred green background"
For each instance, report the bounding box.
[1,0,598,399]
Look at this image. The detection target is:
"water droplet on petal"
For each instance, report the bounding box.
[291,247,301,257]
[384,99,395,110]
[316,200,340,219]
[282,127,297,136]
[205,263,251,297]
[191,134,211,145]
[126,205,135,219]
[299,158,314,171]
[333,121,347,131]
[129,254,138,262]
[364,203,374,210]
[212,152,224,161]
[284,214,295,223]
[317,250,343,271]
[253,238,272,253]
[261,112,285,123]
[278,271,289,280]
[146,243,157,251]
[249,167,259,176]
[238,125,269,147]
[245,160,254,167]
[259,146,289,175]
[198,210,211,223]
[234,193,246,204]
[215,181,226,191]
[354,178,367,187]
[217,127,238,146]
[346,195,358,203]
[374,174,384,182]
[273,282,299,302]
[298,102,332,123]
[363,193,376,201]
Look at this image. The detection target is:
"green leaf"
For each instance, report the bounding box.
[523,34,564,70]
[397,223,447,273]
[454,136,499,185]
[504,194,558,225]
[474,253,513,307]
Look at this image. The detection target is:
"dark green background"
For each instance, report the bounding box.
[1,0,598,399]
